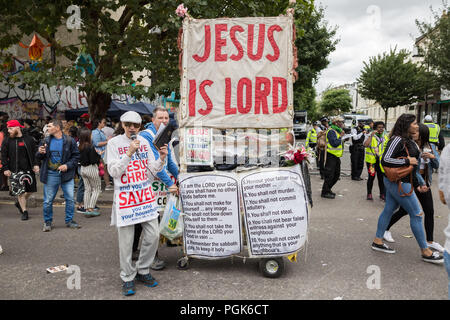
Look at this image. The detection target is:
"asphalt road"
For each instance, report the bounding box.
[0,140,448,300]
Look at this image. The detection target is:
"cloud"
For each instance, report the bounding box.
[315,0,442,93]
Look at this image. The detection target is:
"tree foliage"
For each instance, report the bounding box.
[357,48,426,124]
[293,5,338,118]
[416,3,450,91]
[0,0,316,120]
[319,88,352,116]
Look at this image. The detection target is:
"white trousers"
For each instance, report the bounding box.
[117,219,159,282]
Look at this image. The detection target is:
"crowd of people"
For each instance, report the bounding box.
[0,108,449,298]
[306,113,450,297]
[0,108,179,295]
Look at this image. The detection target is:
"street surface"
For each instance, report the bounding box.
[0,140,448,300]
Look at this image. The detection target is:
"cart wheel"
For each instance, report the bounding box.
[259,258,284,278]
[177,257,189,270]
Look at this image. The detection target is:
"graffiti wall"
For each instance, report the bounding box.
[0,57,156,120]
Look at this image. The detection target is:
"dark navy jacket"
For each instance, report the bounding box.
[35,134,80,184]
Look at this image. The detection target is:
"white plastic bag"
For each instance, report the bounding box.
[160,194,183,241]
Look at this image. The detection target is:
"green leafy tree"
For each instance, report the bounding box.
[293,5,338,118]
[416,4,450,90]
[319,88,352,116]
[358,48,427,124]
[0,0,315,120]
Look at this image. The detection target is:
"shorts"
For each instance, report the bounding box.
[9,171,37,195]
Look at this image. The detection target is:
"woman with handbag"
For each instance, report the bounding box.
[371,114,443,264]
[78,128,102,217]
[384,124,445,254]
[1,120,40,221]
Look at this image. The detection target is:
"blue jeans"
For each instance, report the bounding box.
[445,251,450,300]
[43,170,75,224]
[375,177,427,249]
[76,176,85,204]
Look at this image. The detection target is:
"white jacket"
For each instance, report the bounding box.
[106,134,164,227]
[438,144,450,254]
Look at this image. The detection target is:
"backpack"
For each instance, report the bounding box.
[316,130,327,150]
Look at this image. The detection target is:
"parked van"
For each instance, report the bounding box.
[343,114,372,133]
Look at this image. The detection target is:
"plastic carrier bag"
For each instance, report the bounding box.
[160,194,183,241]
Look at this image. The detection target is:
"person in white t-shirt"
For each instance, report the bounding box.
[439,143,450,299]
[107,111,168,296]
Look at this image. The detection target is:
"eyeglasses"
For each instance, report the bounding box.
[123,122,141,128]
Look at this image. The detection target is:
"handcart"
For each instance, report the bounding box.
[167,9,310,278]
[169,160,312,278]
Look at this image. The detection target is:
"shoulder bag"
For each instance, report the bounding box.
[383,142,414,197]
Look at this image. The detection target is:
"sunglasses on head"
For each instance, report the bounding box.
[124,122,141,128]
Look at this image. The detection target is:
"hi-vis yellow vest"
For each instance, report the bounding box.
[326,128,343,158]
[424,122,440,143]
[306,128,317,147]
[365,133,388,164]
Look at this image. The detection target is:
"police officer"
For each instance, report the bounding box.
[349,120,365,181]
[306,121,320,167]
[321,116,349,199]
[317,117,329,178]
[363,121,388,201]
[423,115,444,151]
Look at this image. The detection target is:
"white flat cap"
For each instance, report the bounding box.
[424,115,433,122]
[120,111,142,123]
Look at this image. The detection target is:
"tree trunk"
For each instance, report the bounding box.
[383,107,388,130]
[88,91,111,122]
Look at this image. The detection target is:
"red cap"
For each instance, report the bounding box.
[7,120,24,128]
[80,113,90,118]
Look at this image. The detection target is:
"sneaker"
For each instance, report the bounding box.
[76,206,86,214]
[21,211,29,221]
[150,256,167,271]
[371,242,396,254]
[367,194,373,200]
[105,185,114,191]
[15,201,23,214]
[83,211,94,218]
[321,192,335,199]
[427,242,445,253]
[43,221,52,232]
[383,231,395,243]
[422,251,444,264]
[90,210,101,217]
[66,220,81,229]
[135,273,158,287]
[122,280,136,296]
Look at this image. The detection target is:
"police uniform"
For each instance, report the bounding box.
[321,127,344,198]
[349,124,365,180]
[424,121,440,147]
[365,132,388,199]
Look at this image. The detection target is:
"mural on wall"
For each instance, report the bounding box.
[0,56,156,120]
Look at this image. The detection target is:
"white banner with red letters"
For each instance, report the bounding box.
[115,142,160,227]
[179,16,294,129]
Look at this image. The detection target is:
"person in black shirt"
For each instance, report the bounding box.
[371,114,443,264]
[1,120,39,220]
[23,119,43,145]
[349,120,365,180]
